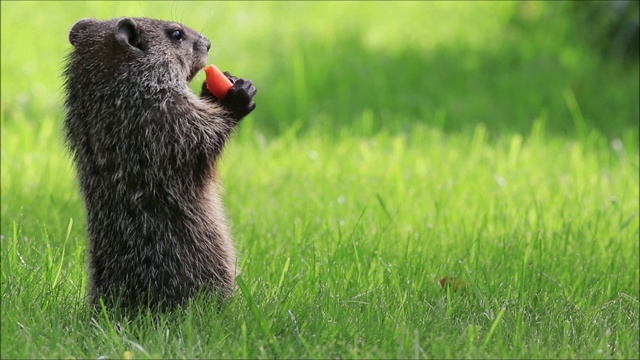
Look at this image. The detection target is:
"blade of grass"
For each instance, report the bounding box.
[52,218,73,290]
[236,276,281,356]
[483,307,506,347]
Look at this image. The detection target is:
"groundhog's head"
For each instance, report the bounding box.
[68,17,211,85]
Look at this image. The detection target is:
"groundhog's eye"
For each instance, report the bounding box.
[171,30,184,41]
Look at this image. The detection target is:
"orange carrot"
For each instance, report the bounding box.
[203,65,233,98]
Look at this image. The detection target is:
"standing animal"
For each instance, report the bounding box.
[62,17,256,311]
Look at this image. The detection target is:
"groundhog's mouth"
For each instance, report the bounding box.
[187,56,208,83]
[187,69,199,83]
[187,65,203,83]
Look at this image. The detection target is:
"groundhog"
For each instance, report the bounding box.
[62,17,256,311]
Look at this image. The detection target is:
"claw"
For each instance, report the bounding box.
[223,71,239,84]
[211,75,257,121]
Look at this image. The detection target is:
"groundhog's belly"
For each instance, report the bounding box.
[84,177,236,308]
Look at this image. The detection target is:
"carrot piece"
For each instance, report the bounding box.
[203,65,233,98]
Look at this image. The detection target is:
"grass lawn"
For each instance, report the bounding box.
[2,1,639,359]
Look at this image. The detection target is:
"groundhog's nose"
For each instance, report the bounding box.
[195,35,211,53]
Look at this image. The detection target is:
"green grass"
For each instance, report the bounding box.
[2,1,639,359]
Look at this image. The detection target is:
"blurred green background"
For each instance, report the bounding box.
[1,1,638,140]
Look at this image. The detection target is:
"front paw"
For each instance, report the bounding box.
[218,77,257,121]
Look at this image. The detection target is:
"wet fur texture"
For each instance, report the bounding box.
[62,17,256,311]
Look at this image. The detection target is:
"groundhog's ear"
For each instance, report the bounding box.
[69,18,97,47]
[115,18,148,52]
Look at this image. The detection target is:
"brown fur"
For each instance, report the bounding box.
[62,17,256,311]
